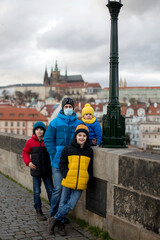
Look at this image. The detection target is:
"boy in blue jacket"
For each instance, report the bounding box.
[81,103,102,146]
[44,98,80,219]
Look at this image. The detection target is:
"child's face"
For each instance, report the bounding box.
[83,113,92,120]
[76,132,87,147]
[35,128,44,139]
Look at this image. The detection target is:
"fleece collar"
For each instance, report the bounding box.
[82,117,96,124]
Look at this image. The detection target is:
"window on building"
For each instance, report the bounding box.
[19,114,24,117]
[5,129,7,133]
[10,113,14,117]
[11,130,13,134]
[5,122,8,126]
[17,122,20,127]
[17,130,20,135]
[0,113,3,117]
[155,135,157,138]
[34,114,38,118]
[22,130,25,135]
[23,122,25,127]
[11,122,13,127]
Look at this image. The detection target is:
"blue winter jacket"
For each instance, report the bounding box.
[81,118,102,146]
[44,110,80,168]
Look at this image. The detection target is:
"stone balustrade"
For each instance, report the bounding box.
[0,133,160,240]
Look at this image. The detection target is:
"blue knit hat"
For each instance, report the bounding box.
[33,121,46,133]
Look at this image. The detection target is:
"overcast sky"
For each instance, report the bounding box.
[0,0,160,88]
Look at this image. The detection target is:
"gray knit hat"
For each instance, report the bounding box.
[62,98,74,109]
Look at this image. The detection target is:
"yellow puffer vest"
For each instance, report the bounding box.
[61,155,91,190]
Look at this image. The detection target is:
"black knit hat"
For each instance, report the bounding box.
[62,97,74,109]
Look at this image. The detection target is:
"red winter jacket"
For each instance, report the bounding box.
[22,135,52,177]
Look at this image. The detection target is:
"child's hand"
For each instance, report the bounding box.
[28,162,36,170]
[92,138,97,146]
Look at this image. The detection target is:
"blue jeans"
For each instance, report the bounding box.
[33,176,53,210]
[55,186,82,223]
[50,167,63,216]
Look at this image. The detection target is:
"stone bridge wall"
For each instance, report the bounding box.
[0,133,160,240]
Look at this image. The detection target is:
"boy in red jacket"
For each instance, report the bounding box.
[22,121,53,221]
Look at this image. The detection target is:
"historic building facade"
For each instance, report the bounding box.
[43,61,84,86]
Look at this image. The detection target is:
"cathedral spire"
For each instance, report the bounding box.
[43,67,49,86]
[54,60,59,72]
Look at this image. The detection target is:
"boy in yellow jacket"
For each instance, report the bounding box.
[48,124,93,236]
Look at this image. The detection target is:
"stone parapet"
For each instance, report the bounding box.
[0,133,160,240]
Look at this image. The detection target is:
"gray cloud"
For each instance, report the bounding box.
[0,0,159,88]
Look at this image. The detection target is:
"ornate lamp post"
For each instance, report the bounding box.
[102,0,127,148]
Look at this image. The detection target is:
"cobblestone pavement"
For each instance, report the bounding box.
[0,173,96,240]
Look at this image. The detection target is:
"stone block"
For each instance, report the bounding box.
[93,147,122,184]
[107,182,114,215]
[114,186,160,233]
[10,135,28,154]
[0,134,11,151]
[107,214,140,240]
[88,211,107,230]
[140,228,160,240]
[119,153,160,197]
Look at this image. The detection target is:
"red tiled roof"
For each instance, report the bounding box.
[74,102,103,112]
[0,107,47,121]
[53,82,87,88]
[147,105,160,115]
[104,86,160,90]
[53,82,101,89]
[87,83,101,88]
[125,104,160,116]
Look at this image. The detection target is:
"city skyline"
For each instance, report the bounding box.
[0,0,160,88]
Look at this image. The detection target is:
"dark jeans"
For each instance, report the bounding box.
[55,186,82,223]
[33,176,53,210]
[50,167,63,216]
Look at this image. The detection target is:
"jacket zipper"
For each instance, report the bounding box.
[40,140,42,176]
[75,154,80,190]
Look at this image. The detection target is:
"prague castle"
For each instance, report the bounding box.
[43,61,84,86]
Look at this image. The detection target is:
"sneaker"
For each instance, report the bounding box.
[58,223,66,236]
[48,217,58,235]
[36,209,47,221]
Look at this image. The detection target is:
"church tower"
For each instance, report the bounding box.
[43,67,50,86]
[50,60,60,85]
